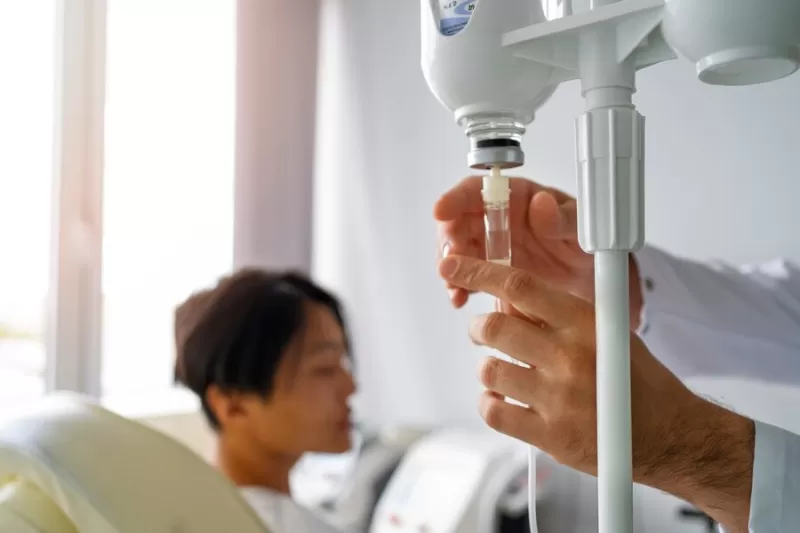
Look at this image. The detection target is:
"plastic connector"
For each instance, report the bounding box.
[575,106,645,254]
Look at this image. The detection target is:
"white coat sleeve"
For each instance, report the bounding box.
[632,246,800,533]
[747,421,800,532]
[633,245,800,385]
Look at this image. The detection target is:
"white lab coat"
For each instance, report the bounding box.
[240,487,343,533]
[634,246,800,532]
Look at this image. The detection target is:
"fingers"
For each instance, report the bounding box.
[530,191,578,240]
[478,391,548,449]
[439,255,589,329]
[470,313,554,368]
[437,218,484,308]
[478,356,548,411]
[449,288,469,308]
[435,177,579,238]
[433,176,485,221]
[438,216,485,254]
[437,219,484,269]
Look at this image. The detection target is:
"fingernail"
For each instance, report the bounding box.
[440,256,458,278]
[442,242,452,258]
[468,316,485,344]
[448,288,458,302]
[476,358,487,383]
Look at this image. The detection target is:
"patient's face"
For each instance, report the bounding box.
[236,303,356,456]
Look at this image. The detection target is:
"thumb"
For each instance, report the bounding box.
[530,191,578,241]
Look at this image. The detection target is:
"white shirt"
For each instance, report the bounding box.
[240,487,342,533]
[634,246,800,533]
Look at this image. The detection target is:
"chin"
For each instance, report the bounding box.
[331,438,353,454]
[320,435,352,455]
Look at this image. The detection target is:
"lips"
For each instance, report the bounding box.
[338,411,353,430]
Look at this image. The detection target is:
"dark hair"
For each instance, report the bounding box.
[174,269,350,430]
[174,288,215,381]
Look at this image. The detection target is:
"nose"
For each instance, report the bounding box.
[340,368,357,398]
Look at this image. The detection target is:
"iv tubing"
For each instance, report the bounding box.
[483,167,543,533]
[528,447,538,533]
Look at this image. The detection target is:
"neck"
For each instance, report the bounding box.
[216,436,299,495]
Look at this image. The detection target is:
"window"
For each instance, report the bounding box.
[0,2,57,400]
[101,0,236,394]
[0,0,236,402]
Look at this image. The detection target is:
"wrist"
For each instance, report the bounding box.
[648,396,754,533]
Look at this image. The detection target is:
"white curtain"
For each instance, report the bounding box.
[234,0,320,272]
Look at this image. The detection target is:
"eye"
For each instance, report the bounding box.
[313,366,339,377]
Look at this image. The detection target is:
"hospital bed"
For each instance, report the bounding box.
[0,384,768,533]
[0,393,270,533]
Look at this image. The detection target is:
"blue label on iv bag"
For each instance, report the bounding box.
[438,0,479,36]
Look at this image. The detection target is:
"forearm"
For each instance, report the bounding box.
[642,396,755,533]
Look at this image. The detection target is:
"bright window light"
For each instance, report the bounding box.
[102,0,236,394]
[0,2,56,401]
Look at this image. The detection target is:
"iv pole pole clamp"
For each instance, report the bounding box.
[576,13,645,533]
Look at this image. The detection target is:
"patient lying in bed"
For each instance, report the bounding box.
[174,270,356,533]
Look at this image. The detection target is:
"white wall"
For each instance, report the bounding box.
[313,0,800,427]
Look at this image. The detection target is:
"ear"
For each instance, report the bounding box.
[206,385,249,428]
